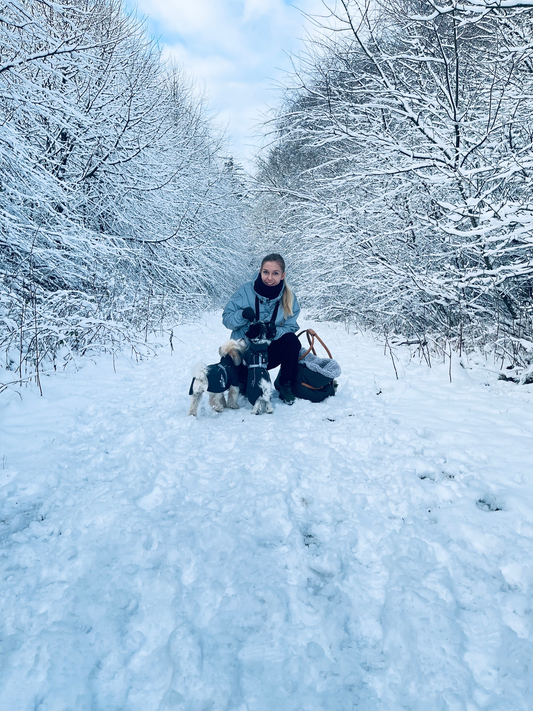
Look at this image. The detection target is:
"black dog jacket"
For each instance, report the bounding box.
[243,338,270,405]
[189,354,240,395]
[241,298,280,406]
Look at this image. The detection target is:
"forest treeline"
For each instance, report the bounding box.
[2,0,533,390]
[0,0,251,388]
[255,0,533,380]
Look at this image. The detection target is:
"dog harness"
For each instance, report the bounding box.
[243,341,269,405]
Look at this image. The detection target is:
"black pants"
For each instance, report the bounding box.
[267,332,300,386]
[238,332,301,391]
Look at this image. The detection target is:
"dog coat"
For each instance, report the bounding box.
[189,354,240,395]
[243,339,270,405]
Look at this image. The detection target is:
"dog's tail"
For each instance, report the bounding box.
[189,363,207,395]
[192,362,205,379]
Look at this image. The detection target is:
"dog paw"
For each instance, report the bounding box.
[209,393,226,412]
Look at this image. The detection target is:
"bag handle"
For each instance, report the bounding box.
[297,328,333,360]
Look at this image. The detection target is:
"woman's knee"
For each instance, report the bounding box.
[277,332,300,351]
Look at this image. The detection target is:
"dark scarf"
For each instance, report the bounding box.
[254,274,284,300]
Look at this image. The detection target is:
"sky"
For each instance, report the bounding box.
[123,0,328,170]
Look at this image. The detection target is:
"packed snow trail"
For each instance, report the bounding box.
[1,313,532,711]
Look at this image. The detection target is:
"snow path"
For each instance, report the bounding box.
[1,313,532,711]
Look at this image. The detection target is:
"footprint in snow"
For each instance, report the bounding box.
[476,496,503,512]
[303,531,318,548]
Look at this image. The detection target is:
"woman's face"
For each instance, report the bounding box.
[261,261,285,287]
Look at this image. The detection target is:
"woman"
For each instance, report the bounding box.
[222,253,301,404]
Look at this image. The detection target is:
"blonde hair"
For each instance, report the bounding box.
[281,283,294,319]
[261,253,294,319]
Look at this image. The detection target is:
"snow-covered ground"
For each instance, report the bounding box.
[1,313,532,711]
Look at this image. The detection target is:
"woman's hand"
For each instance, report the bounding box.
[265,323,276,339]
[242,307,255,321]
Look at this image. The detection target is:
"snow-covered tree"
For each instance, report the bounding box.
[0,0,251,384]
[255,0,533,366]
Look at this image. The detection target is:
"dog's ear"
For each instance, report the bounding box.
[219,339,235,358]
[229,349,242,366]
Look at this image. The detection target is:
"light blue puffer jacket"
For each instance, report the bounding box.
[222,277,301,342]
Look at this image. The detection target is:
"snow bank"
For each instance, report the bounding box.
[1,313,532,710]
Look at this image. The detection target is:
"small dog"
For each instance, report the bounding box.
[188,339,247,417]
[243,323,273,415]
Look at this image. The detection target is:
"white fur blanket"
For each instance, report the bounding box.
[299,349,341,378]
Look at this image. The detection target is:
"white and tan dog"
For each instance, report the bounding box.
[188,339,247,417]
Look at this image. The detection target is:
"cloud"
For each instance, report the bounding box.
[125,0,327,168]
